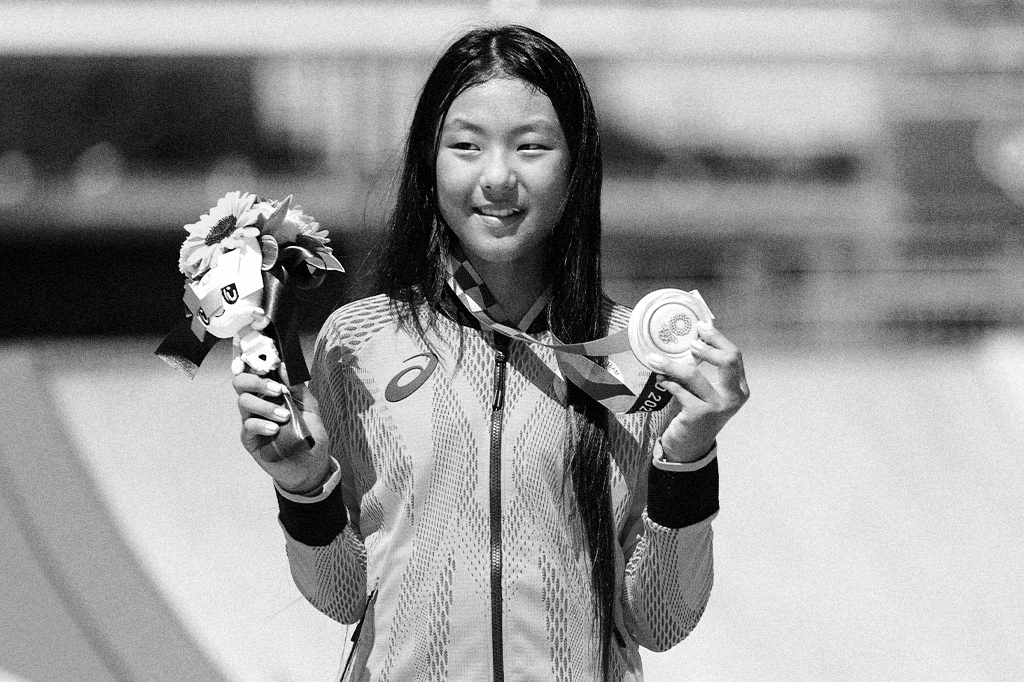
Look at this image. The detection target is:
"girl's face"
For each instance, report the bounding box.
[436,78,569,271]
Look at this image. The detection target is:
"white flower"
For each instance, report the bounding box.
[178,191,265,279]
[258,197,344,273]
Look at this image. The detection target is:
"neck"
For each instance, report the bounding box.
[469,254,547,325]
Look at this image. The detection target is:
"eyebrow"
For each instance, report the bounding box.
[442,116,561,136]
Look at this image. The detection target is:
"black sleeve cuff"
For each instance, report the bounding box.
[646,455,720,529]
[276,482,349,546]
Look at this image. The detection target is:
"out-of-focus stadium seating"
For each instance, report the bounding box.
[1,0,1022,341]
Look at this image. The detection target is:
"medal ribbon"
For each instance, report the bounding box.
[444,246,672,414]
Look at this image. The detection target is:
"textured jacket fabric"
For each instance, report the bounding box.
[275,294,718,682]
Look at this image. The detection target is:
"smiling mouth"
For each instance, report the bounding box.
[475,206,522,218]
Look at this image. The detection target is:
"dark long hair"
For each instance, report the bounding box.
[375,25,616,677]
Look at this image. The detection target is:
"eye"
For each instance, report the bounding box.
[449,141,479,152]
[518,142,551,153]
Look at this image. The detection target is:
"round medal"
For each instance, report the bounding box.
[629,289,714,369]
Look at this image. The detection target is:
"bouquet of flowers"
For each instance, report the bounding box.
[156,191,343,445]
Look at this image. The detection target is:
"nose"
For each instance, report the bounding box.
[480,151,516,191]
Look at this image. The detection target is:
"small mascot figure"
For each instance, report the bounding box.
[232,325,280,376]
[180,228,282,377]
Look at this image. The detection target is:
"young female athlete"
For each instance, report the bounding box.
[234,24,749,682]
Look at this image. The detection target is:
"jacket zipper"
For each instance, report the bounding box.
[490,334,509,682]
[340,588,377,682]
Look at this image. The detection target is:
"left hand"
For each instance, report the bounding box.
[646,321,750,463]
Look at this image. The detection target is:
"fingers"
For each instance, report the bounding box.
[232,372,287,398]
[238,390,292,421]
[234,372,292,450]
[242,416,280,438]
[238,392,293,453]
[690,321,737,364]
[646,353,717,405]
[691,322,750,405]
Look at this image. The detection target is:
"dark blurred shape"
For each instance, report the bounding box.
[254,136,325,177]
[0,56,322,176]
[0,55,353,338]
[602,123,861,184]
[884,306,1003,343]
[943,0,1024,23]
[1,228,191,337]
[600,125,673,178]
[896,119,1024,229]
[604,232,724,283]
[809,154,860,184]
[0,227,357,338]
[691,149,860,184]
[0,149,34,205]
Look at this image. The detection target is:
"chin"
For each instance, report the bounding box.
[466,240,541,267]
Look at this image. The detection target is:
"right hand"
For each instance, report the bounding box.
[234,371,332,495]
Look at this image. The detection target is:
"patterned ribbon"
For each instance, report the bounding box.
[445,246,672,414]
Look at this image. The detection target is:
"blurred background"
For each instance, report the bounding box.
[1,1,1022,681]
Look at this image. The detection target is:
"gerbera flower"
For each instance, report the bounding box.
[178,191,266,279]
[258,197,344,274]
